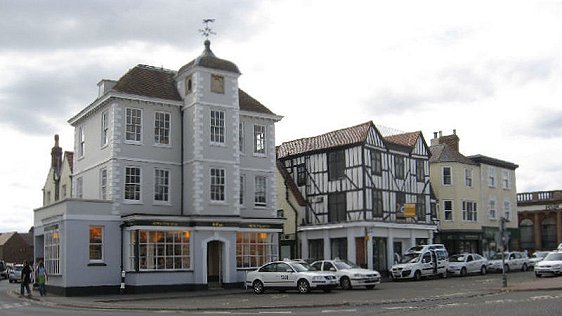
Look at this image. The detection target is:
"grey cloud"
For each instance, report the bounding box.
[523,112,562,139]
[487,57,557,84]
[0,0,260,52]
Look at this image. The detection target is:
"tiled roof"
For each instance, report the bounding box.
[110,65,274,115]
[177,40,240,74]
[64,151,74,173]
[277,121,372,159]
[430,143,477,165]
[0,232,16,246]
[467,154,519,169]
[384,131,421,147]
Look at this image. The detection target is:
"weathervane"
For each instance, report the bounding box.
[199,19,216,39]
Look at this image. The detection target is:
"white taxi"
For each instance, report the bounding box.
[487,251,530,272]
[246,260,338,294]
[311,259,381,290]
[447,253,488,276]
[535,251,562,277]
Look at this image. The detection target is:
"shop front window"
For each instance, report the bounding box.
[236,232,277,269]
[129,230,191,271]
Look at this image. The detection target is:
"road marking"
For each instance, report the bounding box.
[529,295,555,301]
[384,306,418,311]
[321,309,357,313]
[259,311,292,314]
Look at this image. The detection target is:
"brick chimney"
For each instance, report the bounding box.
[51,134,63,200]
[431,130,460,152]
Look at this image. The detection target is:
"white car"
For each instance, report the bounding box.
[535,252,562,277]
[246,260,338,294]
[311,259,381,289]
[529,251,550,269]
[487,251,530,272]
[447,253,488,276]
[390,248,448,281]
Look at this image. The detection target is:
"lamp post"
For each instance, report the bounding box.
[499,216,509,287]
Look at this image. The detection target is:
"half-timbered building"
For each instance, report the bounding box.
[277,121,437,273]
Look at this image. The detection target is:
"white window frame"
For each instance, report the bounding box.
[78,126,85,158]
[125,107,142,143]
[210,110,225,145]
[253,124,266,155]
[254,176,267,207]
[210,168,225,202]
[124,166,142,202]
[236,232,278,269]
[503,200,512,220]
[442,166,452,186]
[489,198,497,219]
[502,169,511,189]
[443,200,453,221]
[488,166,496,187]
[154,168,170,204]
[44,228,61,275]
[89,226,104,263]
[100,168,107,200]
[462,200,477,222]
[101,110,109,147]
[465,168,473,187]
[130,230,192,271]
[76,176,83,198]
[154,111,171,146]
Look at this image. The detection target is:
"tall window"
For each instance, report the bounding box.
[519,219,534,250]
[62,184,67,198]
[236,232,277,269]
[417,195,426,221]
[396,192,406,213]
[503,200,511,220]
[130,230,191,271]
[239,122,244,152]
[465,168,473,187]
[210,168,225,201]
[254,124,266,154]
[296,164,306,186]
[328,192,346,223]
[100,168,107,200]
[489,198,497,219]
[442,166,452,185]
[154,112,170,145]
[76,177,83,198]
[462,201,477,222]
[101,111,109,146]
[371,150,382,175]
[78,126,85,157]
[255,176,267,207]
[443,200,453,221]
[372,190,383,217]
[502,170,511,189]
[416,159,424,182]
[488,166,496,187]
[185,75,193,95]
[394,156,405,179]
[154,168,169,202]
[328,150,345,180]
[125,167,141,201]
[126,108,142,142]
[89,226,103,262]
[210,110,225,144]
[44,228,60,275]
[239,175,245,205]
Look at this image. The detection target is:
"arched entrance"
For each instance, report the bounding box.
[519,218,534,250]
[207,240,223,288]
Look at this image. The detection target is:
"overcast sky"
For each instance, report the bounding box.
[1,0,561,232]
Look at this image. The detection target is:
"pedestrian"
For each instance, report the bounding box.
[20,260,33,297]
[35,260,48,296]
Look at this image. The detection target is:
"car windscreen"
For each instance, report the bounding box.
[334,260,359,269]
[291,263,309,272]
[544,252,562,261]
[449,255,465,262]
[401,253,420,263]
[490,253,505,260]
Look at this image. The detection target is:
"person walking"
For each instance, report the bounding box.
[20,261,33,297]
[35,260,48,296]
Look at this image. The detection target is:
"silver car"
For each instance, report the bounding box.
[535,252,562,277]
[447,253,488,276]
[487,251,530,272]
[311,259,381,289]
[8,264,23,283]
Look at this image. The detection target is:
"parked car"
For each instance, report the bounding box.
[535,251,562,277]
[246,260,338,294]
[447,253,488,276]
[311,259,381,289]
[390,247,449,280]
[8,264,23,283]
[529,251,550,269]
[0,260,7,279]
[487,251,530,272]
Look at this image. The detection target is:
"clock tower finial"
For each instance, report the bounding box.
[199,19,216,40]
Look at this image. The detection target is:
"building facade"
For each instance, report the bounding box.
[34,40,283,295]
[517,190,562,252]
[277,121,437,274]
[42,135,73,206]
[430,131,519,257]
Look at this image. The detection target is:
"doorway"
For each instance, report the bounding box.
[207,241,223,288]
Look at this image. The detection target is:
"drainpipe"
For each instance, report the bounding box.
[181,106,184,215]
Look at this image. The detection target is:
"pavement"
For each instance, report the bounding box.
[6,276,562,312]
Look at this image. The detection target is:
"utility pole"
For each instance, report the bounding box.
[499,216,509,287]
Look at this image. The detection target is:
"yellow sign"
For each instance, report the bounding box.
[404,203,416,218]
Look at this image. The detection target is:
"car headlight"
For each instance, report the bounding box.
[353,274,363,278]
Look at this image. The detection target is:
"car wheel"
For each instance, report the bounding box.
[460,267,467,277]
[521,263,528,272]
[414,270,422,281]
[504,264,510,273]
[340,276,352,290]
[366,285,375,290]
[252,280,264,294]
[297,279,310,294]
[480,266,487,275]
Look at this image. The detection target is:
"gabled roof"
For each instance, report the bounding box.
[110,64,274,115]
[0,232,16,246]
[384,131,421,148]
[430,143,477,165]
[277,121,373,159]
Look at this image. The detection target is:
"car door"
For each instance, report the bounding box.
[258,263,277,287]
[421,252,434,276]
[465,255,475,273]
[275,262,295,288]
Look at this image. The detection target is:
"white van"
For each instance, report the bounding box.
[390,245,449,280]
